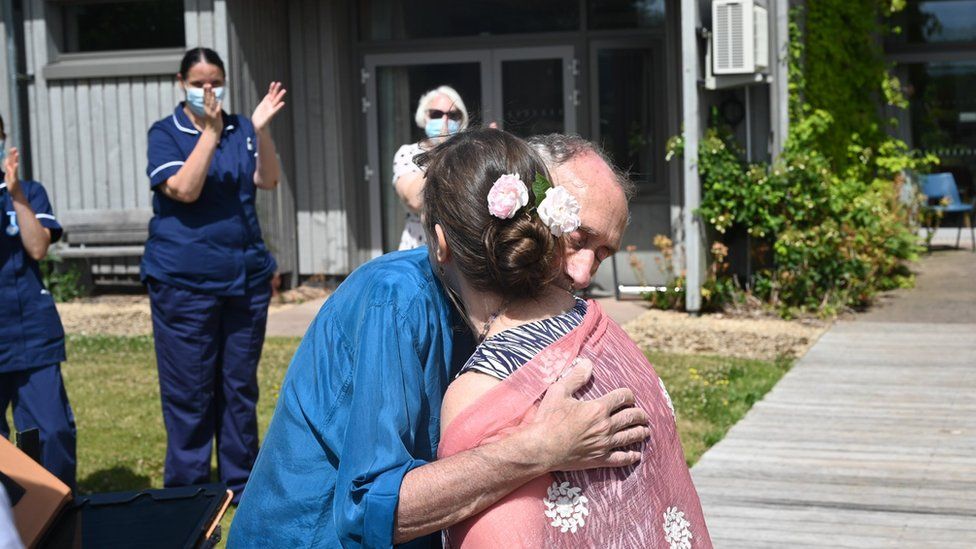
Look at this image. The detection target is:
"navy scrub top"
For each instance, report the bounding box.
[0,179,66,372]
[142,104,276,296]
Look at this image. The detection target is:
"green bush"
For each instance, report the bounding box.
[657,2,937,317]
[40,254,85,302]
[666,111,931,316]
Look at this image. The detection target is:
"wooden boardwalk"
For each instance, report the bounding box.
[691,320,976,548]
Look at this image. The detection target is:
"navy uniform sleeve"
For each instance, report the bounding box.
[146,125,186,188]
[334,302,429,548]
[28,182,63,243]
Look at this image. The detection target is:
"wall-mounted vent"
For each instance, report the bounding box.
[713,0,769,75]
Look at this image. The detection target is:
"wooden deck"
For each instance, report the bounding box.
[691,320,976,548]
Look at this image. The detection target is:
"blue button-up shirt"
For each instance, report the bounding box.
[228,248,473,548]
[0,179,65,372]
[142,104,276,296]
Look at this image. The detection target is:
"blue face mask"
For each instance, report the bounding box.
[0,140,6,165]
[425,118,461,139]
[185,86,226,116]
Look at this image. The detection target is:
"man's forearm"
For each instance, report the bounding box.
[394,428,548,544]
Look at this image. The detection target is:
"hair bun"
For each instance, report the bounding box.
[486,215,558,298]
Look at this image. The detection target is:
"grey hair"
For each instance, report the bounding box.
[526,134,636,200]
[414,85,470,130]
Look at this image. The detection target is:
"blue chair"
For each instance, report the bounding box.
[922,173,975,251]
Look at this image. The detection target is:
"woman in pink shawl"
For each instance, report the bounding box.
[420,129,712,548]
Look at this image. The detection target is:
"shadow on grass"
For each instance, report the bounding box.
[78,466,152,494]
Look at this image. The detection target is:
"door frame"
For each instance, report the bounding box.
[588,37,669,200]
[363,50,492,256]
[587,38,671,298]
[363,46,579,255]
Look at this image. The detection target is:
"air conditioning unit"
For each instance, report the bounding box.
[712,0,769,75]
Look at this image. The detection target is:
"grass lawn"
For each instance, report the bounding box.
[648,350,793,465]
[14,335,791,542]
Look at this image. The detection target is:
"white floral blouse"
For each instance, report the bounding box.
[392,142,427,250]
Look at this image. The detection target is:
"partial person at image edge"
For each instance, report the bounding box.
[0,114,77,493]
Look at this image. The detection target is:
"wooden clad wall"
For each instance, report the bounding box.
[0,18,12,140]
[225,0,298,280]
[17,0,361,277]
[287,0,359,276]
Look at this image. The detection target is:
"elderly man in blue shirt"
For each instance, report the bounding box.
[229,134,639,548]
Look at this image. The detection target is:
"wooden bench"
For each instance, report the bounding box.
[54,209,152,288]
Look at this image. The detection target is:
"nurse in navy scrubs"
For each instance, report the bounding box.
[143,47,286,501]
[0,121,76,491]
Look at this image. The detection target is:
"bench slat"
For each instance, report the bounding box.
[55,245,145,258]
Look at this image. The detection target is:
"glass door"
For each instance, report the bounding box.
[905,61,976,202]
[587,41,672,295]
[364,51,491,255]
[364,47,578,255]
[491,47,577,136]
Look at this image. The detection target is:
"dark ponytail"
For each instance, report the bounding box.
[179,47,225,79]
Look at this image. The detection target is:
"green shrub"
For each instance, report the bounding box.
[40,254,86,302]
[634,235,740,313]
[658,2,937,317]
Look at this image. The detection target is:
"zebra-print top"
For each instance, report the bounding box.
[458,298,588,381]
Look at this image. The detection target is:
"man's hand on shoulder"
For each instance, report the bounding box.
[523,358,650,471]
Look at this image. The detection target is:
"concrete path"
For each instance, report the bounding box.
[691,249,976,547]
[265,297,328,337]
[266,294,649,338]
[924,226,975,251]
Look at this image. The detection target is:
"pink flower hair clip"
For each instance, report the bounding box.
[487,173,529,219]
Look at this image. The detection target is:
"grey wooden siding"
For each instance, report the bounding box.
[18,0,226,216]
[0,19,11,137]
[14,0,362,277]
[35,77,181,212]
[287,0,359,276]
[226,0,362,277]
[226,0,298,279]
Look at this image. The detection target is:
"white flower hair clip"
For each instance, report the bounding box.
[537,185,581,237]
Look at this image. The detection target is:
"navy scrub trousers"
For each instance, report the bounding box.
[0,179,76,491]
[143,104,277,501]
[148,279,270,497]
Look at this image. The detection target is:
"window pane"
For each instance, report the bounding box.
[588,0,666,30]
[500,59,564,137]
[889,0,976,45]
[905,61,976,200]
[359,0,579,41]
[64,1,185,53]
[597,48,656,186]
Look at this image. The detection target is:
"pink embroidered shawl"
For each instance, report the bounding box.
[438,300,712,548]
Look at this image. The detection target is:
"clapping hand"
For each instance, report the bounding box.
[252,81,287,132]
[4,147,20,197]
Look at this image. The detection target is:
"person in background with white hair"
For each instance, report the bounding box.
[391,85,469,250]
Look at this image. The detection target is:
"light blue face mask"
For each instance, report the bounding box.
[185,86,226,116]
[425,118,461,139]
[0,140,6,165]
